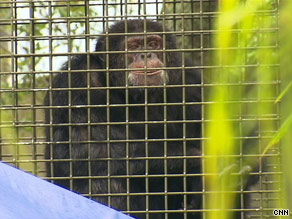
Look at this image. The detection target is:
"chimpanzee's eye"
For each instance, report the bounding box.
[148,41,160,49]
[128,44,140,50]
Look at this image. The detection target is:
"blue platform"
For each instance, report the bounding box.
[0,162,133,219]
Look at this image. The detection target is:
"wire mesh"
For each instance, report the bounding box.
[0,0,281,218]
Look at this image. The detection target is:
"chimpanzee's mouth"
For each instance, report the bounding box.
[131,70,162,76]
[128,70,168,86]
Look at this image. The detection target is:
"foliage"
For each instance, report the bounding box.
[206,0,291,218]
[279,0,292,212]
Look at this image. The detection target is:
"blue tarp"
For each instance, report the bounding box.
[0,162,133,219]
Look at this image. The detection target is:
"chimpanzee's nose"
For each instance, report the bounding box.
[137,53,157,61]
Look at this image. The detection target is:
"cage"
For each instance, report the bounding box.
[0,0,285,219]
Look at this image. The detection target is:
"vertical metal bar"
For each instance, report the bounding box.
[161,2,168,217]
[200,1,206,218]
[143,17,150,219]
[238,3,245,216]
[104,0,111,207]
[124,9,131,212]
[66,1,73,191]
[179,1,187,218]
[29,0,37,175]
[257,12,264,217]
[12,0,19,168]
[84,0,92,199]
[48,0,54,183]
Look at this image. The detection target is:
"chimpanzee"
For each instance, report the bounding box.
[45,19,202,219]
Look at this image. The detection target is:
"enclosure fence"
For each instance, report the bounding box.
[0,0,284,219]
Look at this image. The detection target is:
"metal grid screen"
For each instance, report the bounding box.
[0,1,281,219]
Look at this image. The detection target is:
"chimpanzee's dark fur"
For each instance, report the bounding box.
[45,19,202,219]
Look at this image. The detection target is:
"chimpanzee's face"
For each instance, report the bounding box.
[125,35,168,86]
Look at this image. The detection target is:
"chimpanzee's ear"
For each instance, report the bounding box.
[95,37,106,63]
